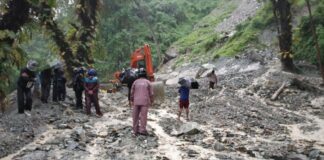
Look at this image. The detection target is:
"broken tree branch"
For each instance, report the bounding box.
[271,82,287,101]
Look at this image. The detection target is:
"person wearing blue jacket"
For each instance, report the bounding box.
[84,69,102,117]
[178,84,190,121]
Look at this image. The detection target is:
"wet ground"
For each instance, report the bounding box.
[1,49,324,160]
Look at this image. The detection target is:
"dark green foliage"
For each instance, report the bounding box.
[293,1,324,65]
[94,0,221,76]
[0,0,99,99]
[0,0,31,97]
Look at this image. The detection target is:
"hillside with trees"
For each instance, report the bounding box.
[0,0,324,159]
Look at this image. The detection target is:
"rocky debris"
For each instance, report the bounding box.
[215,0,261,33]
[287,152,309,160]
[1,48,324,160]
[187,149,199,157]
[311,97,324,109]
[18,150,48,160]
[213,142,226,151]
[309,149,321,159]
[170,122,201,136]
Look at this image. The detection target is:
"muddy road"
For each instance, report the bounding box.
[1,51,324,160]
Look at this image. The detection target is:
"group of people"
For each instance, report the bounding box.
[177,69,218,121]
[17,60,67,116]
[17,59,217,137]
[17,60,103,117]
[72,67,103,117]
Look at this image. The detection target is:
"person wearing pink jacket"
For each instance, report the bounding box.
[130,68,154,136]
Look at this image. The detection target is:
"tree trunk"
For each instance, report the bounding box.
[0,0,31,104]
[34,2,80,78]
[76,0,98,65]
[271,0,297,72]
[305,0,324,84]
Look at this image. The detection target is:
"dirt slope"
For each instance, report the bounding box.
[1,48,324,160]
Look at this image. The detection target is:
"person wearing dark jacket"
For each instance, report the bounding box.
[52,69,66,102]
[73,67,85,109]
[40,68,52,103]
[17,60,38,116]
[120,68,137,107]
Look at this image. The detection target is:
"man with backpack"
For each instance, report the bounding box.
[52,68,66,102]
[207,69,218,89]
[40,68,52,103]
[120,68,138,107]
[17,60,38,116]
[73,67,85,109]
[178,77,190,121]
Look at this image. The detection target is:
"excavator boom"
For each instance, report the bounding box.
[130,44,154,81]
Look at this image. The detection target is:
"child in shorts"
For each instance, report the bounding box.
[178,84,190,121]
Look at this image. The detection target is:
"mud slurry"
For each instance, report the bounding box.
[1,54,324,159]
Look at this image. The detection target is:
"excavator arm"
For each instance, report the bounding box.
[130,44,154,81]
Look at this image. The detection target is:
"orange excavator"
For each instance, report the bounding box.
[107,44,164,103]
[130,44,154,81]
[106,44,155,93]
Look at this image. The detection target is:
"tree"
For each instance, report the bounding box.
[33,0,100,75]
[75,0,99,64]
[0,0,32,105]
[0,0,100,105]
[305,0,324,84]
[271,0,297,72]
[33,2,81,76]
[133,0,163,69]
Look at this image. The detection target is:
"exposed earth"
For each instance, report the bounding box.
[1,48,324,160]
[1,0,324,159]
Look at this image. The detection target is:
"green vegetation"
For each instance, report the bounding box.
[94,0,223,76]
[1,0,323,96]
[172,0,238,67]
[172,1,274,67]
[293,1,324,65]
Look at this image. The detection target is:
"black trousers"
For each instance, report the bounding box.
[53,85,66,101]
[17,87,32,113]
[75,89,83,109]
[209,81,215,89]
[41,83,51,103]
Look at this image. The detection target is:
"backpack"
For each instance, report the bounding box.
[120,69,137,84]
[73,74,84,90]
[178,77,191,88]
[178,77,199,89]
[56,76,66,89]
[191,80,199,89]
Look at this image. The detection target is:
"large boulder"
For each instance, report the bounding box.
[311,97,324,109]
[171,122,201,136]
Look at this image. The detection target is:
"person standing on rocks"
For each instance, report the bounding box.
[84,69,103,117]
[17,60,38,116]
[130,68,153,136]
[40,67,52,103]
[52,69,66,102]
[120,68,137,108]
[207,69,218,89]
[73,67,85,109]
[178,79,190,121]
